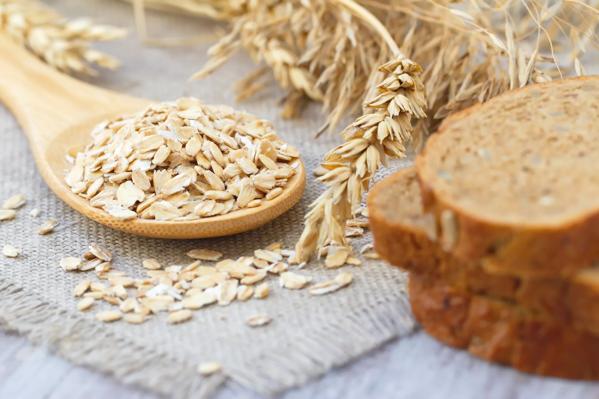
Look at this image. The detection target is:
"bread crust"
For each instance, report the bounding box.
[409,274,599,380]
[415,77,599,275]
[368,168,599,335]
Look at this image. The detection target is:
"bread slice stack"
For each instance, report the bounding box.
[368,77,599,380]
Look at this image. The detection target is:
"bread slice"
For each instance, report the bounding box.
[409,273,599,380]
[415,77,599,275]
[368,167,599,335]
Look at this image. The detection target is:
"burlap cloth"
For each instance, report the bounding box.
[0,0,414,397]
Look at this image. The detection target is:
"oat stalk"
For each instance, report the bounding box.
[293,2,427,262]
[0,0,126,75]
[191,0,398,129]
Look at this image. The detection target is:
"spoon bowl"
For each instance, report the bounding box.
[0,35,306,239]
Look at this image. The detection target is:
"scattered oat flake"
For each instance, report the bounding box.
[96,310,122,322]
[217,279,238,306]
[120,298,137,313]
[187,249,223,261]
[168,309,193,324]
[73,280,91,297]
[197,362,222,376]
[38,219,58,235]
[309,272,353,296]
[347,218,369,228]
[246,314,272,328]
[268,262,288,275]
[77,297,95,311]
[182,291,217,310]
[60,257,81,271]
[2,244,19,258]
[346,257,362,266]
[236,285,254,301]
[0,209,16,221]
[280,272,311,290]
[79,259,101,272]
[359,243,374,254]
[29,208,41,218]
[142,258,162,270]
[344,226,364,237]
[124,313,146,324]
[89,243,112,261]
[363,251,380,260]
[265,242,282,251]
[254,249,282,263]
[2,194,26,210]
[325,246,350,268]
[240,271,267,285]
[254,282,269,299]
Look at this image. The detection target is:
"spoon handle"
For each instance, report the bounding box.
[0,34,142,150]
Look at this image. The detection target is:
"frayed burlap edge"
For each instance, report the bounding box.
[0,278,225,399]
[230,289,415,395]
[0,275,415,398]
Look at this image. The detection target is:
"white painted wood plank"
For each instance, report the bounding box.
[2,329,598,399]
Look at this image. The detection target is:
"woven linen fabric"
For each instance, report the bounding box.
[0,0,415,397]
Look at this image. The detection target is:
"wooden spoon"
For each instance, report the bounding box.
[0,35,306,239]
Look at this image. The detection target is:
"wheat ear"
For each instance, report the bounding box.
[0,0,125,75]
[293,0,426,264]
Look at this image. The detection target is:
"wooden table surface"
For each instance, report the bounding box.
[1,328,597,399]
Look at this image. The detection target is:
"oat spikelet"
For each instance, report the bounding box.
[294,3,427,263]
[0,0,125,75]
[191,2,324,102]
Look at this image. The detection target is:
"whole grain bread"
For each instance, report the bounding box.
[415,77,599,275]
[368,167,599,335]
[409,273,599,380]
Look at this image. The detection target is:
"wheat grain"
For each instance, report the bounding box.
[0,0,125,75]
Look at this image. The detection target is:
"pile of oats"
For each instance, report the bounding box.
[66,241,355,326]
[65,98,300,221]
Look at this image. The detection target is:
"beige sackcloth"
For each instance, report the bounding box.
[0,0,414,397]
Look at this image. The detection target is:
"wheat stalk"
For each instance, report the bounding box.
[0,0,126,75]
[292,0,426,263]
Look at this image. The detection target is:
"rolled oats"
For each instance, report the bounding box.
[197,362,222,376]
[65,99,299,221]
[2,244,19,258]
[38,219,59,235]
[246,314,272,328]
